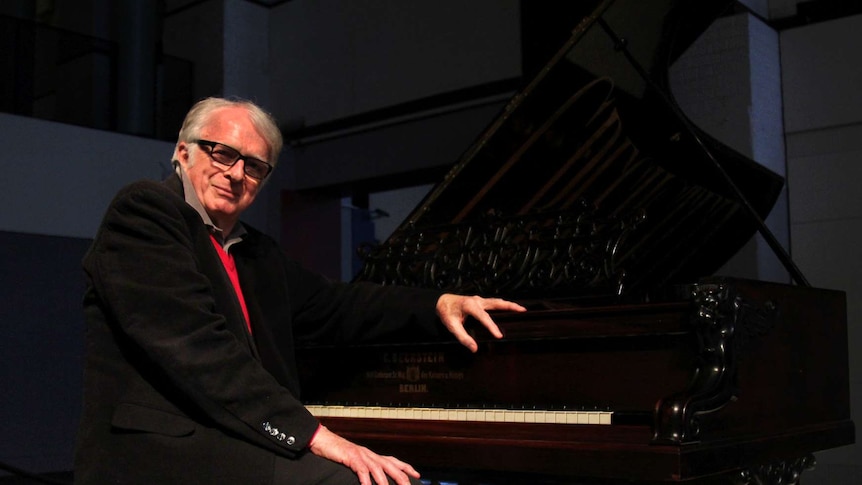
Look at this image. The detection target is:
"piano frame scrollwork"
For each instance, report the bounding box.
[356,204,645,299]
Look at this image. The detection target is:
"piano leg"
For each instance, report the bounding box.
[734,454,816,485]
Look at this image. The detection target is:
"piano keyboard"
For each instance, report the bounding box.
[305,405,613,425]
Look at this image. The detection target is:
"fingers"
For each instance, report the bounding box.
[449,323,480,353]
[356,450,419,485]
[480,296,528,313]
[372,454,420,485]
[469,303,504,338]
[473,298,527,340]
[308,426,419,485]
[436,294,527,352]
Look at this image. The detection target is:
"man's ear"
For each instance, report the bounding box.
[175,141,191,166]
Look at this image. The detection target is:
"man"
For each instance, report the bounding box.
[74,97,525,485]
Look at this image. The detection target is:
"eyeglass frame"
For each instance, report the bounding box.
[191,139,273,180]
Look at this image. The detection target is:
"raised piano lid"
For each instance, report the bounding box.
[353,0,785,302]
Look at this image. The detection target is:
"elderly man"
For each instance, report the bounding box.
[74,97,525,485]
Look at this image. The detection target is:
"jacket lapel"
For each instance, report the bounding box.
[233,242,301,395]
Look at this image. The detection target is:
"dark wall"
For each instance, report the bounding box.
[0,231,91,474]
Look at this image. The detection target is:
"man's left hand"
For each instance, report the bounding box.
[435,294,526,352]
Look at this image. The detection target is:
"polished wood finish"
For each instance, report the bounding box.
[297,278,854,483]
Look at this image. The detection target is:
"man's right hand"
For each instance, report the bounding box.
[308,425,420,485]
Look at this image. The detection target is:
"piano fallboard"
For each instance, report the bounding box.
[299,298,696,419]
[296,278,854,483]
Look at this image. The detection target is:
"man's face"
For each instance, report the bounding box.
[176,106,271,231]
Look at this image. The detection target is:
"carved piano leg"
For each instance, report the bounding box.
[733,454,816,485]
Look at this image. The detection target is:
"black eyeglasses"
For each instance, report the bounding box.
[192,139,273,180]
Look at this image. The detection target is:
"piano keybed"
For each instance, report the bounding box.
[305,404,613,425]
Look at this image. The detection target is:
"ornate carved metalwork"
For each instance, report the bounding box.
[355,203,645,299]
[734,454,816,485]
[653,282,777,443]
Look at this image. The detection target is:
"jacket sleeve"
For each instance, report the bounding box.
[280,255,447,346]
[230,222,448,347]
[84,180,319,456]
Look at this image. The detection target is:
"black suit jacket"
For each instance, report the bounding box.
[74,175,443,484]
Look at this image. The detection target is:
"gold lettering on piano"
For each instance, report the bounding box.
[405,366,421,382]
[399,384,429,393]
[364,371,404,379]
[422,371,464,380]
[382,352,445,364]
[362,369,464,382]
[362,351,465,394]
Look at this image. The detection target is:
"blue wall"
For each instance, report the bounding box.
[0,231,91,473]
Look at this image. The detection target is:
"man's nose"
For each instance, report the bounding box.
[226,159,246,180]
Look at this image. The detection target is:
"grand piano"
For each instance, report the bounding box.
[294,0,855,483]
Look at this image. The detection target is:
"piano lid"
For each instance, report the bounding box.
[354,0,785,302]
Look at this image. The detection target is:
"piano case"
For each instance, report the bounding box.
[295,0,855,483]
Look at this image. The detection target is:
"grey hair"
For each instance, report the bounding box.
[172,97,283,166]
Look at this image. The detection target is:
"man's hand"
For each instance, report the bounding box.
[308,425,420,485]
[436,294,527,352]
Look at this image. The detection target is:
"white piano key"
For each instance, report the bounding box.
[304,404,612,425]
